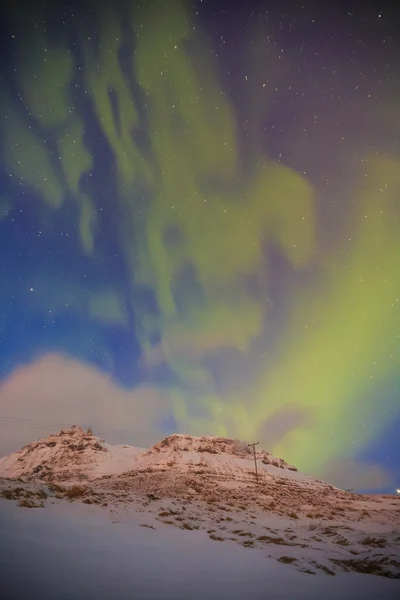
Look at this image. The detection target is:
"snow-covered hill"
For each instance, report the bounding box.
[0,430,297,485]
[0,425,144,482]
[1,428,399,580]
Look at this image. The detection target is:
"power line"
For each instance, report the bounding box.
[0,415,147,439]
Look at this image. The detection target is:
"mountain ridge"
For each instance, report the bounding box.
[1,426,399,579]
[0,427,299,483]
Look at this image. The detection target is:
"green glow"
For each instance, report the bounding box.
[80,8,149,186]
[251,155,400,472]
[58,117,95,254]
[5,29,95,253]
[2,0,399,483]
[89,290,129,327]
[1,102,64,208]
[18,32,74,129]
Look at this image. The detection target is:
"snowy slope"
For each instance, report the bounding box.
[2,497,399,600]
[1,429,399,581]
[96,432,340,509]
[0,425,144,482]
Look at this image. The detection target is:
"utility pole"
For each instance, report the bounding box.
[248,442,259,483]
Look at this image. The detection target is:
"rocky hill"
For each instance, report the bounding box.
[0,425,143,482]
[1,428,399,579]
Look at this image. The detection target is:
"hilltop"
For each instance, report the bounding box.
[1,427,399,579]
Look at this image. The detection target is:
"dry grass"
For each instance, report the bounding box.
[256,535,289,545]
[18,497,44,508]
[206,496,217,504]
[361,536,387,548]
[48,483,66,493]
[331,556,400,578]
[1,489,21,500]
[321,526,337,536]
[278,556,296,564]
[2,486,47,506]
[334,536,350,547]
[310,561,336,576]
[64,485,88,499]
[35,489,47,500]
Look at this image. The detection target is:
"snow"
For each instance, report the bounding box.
[0,426,144,482]
[90,443,145,476]
[1,428,399,595]
[1,497,399,600]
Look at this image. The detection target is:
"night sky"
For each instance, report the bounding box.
[0,0,399,493]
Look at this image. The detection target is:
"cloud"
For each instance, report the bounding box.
[0,354,171,456]
[322,457,393,491]
[258,404,316,450]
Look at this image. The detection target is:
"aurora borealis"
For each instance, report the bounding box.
[0,0,399,492]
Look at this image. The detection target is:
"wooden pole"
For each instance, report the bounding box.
[248,442,259,483]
